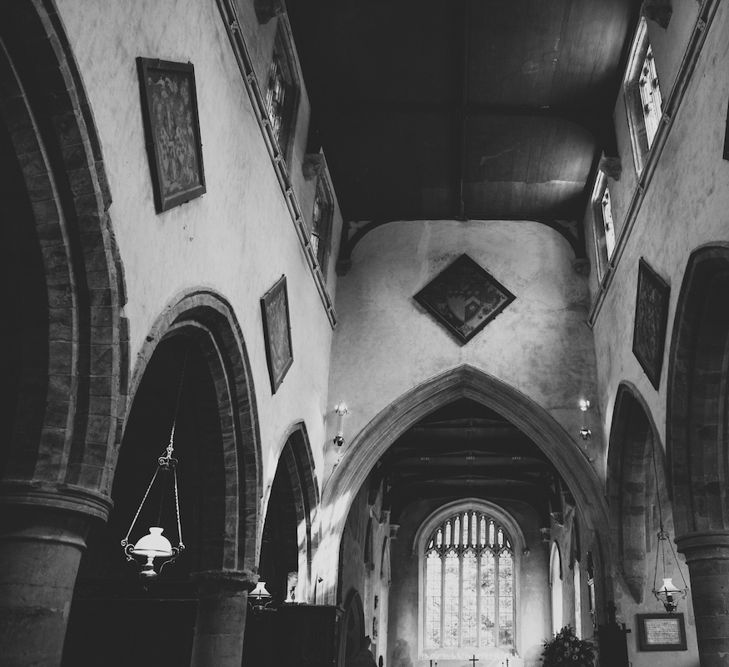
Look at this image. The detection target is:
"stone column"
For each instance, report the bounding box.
[676,531,729,667]
[0,497,102,667]
[190,569,257,667]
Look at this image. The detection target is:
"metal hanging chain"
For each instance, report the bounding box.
[649,430,689,591]
[122,465,161,546]
[161,346,190,463]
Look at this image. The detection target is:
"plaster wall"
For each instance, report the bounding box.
[589,0,729,457]
[388,499,549,667]
[328,219,602,477]
[53,0,342,511]
[582,3,729,665]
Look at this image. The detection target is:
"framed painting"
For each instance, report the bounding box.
[260,275,293,393]
[637,614,687,651]
[632,258,670,389]
[414,254,515,345]
[137,57,206,212]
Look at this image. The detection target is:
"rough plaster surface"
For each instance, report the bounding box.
[584,3,729,665]
[328,219,602,477]
[54,0,341,506]
[592,2,729,488]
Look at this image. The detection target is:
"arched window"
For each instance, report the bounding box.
[422,510,515,658]
[550,542,563,635]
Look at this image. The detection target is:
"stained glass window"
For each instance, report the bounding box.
[265,27,298,158]
[639,44,662,149]
[311,175,333,272]
[423,511,515,656]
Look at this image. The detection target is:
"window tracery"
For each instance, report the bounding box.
[423,511,515,656]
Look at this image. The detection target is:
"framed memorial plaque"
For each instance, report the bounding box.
[137,58,206,212]
[260,275,293,393]
[637,613,687,651]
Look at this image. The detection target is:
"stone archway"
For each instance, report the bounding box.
[606,382,670,604]
[64,289,262,667]
[667,243,729,666]
[317,365,612,618]
[0,3,127,664]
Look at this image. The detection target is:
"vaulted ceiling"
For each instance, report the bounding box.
[288,0,638,256]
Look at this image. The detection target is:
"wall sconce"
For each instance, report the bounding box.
[579,398,592,440]
[249,581,274,613]
[333,402,349,447]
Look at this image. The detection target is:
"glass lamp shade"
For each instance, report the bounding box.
[249,581,273,612]
[654,577,682,612]
[131,527,174,577]
[250,581,272,601]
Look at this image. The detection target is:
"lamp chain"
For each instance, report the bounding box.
[649,429,689,593]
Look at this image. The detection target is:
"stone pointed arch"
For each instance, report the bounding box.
[271,420,320,599]
[125,289,262,571]
[318,364,612,615]
[606,382,667,604]
[667,243,729,537]
[0,0,127,519]
[666,243,729,665]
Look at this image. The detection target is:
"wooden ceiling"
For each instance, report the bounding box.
[288,0,638,240]
[377,399,564,521]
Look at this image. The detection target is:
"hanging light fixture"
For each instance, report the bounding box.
[121,350,187,579]
[649,432,688,612]
[248,581,274,613]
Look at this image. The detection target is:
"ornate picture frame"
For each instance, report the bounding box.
[260,275,293,393]
[137,57,206,212]
[637,613,687,652]
[632,258,670,389]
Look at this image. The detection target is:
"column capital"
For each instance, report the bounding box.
[675,530,729,562]
[0,480,112,522]
[191,569,259,597]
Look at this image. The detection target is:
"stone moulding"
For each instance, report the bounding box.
[215,0,336,328]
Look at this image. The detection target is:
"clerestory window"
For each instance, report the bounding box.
[591,172,616,281]
[311,174,333,275]
[265,23,299,160]
[422,510,515,659]
[624,17,663,174]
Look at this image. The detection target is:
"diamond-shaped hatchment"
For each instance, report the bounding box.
[414,254,515,345]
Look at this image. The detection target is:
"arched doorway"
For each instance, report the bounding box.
[667,244,729,664]
[63,291,261,667]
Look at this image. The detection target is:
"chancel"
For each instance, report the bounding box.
[0,1,727,667]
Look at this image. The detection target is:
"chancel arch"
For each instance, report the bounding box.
[667,243,729,665]
[318,365,613,616]
[63,290,261,667]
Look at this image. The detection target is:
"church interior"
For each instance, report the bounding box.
[1,1,729,666]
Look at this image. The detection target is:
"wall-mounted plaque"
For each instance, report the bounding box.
[637,613,687,651]
[260,275,293,393]
[137,58,206,212]
[632,258,670,389]
[414,254,515,345]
